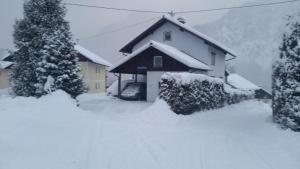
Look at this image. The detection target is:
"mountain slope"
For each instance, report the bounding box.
[195,0,300,90]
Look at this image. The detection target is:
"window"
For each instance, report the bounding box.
[211,52,216,66]
[96,67,101,73]
[153,56,163,68]
[163,31,172,41]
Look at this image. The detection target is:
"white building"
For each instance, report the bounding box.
[110,16,237,101]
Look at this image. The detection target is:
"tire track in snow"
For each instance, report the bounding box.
[79,97,151,169]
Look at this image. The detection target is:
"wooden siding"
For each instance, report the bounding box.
[111,47,191,74]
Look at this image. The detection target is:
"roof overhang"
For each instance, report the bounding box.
[75,45,112,67]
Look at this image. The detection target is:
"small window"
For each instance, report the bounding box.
[153,56,163,68]
[163,31,172,41]
[211,52,216,66]
[96,67,101,73]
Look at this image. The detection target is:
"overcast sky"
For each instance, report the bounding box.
[0,0,252,51]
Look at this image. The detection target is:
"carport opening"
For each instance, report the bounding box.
[117,73,147,101]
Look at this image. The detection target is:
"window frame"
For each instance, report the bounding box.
[163,31,172,41]
[96,66,101,73]
[211,52,216,66]
[153,56,163,68]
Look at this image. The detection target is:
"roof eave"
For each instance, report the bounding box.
[119,17,167,53]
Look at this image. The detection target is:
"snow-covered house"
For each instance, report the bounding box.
[227,73,272,99]
[110,16,237,101]
[74,45,111,93]
[2,45,112,93]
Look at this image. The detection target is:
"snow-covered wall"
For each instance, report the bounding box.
[132,22,225,78]
[147,71,165,102]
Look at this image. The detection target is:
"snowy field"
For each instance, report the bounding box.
[0,90,299,169]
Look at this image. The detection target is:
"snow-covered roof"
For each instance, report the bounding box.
[0,51,12,62]
[120,16,238,57]
[227,73,260,90]
[110,40,212,71]
[163,16,238,57]
[0,61,13,69]
[75,45,112,67]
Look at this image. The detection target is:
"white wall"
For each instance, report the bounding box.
[208,46,226,79]
[146,71,165,102]
[132,22,226,78]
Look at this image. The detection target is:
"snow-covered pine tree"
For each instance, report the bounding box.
[11,16,40,96]
[272,14,300,131]
[11,0,85,98]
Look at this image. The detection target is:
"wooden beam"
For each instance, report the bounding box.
[118,73,122,98]
[135,74,138,82]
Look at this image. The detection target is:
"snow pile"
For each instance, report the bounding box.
[0,88,10,98]
[121,84,140,97]
[78,95,300,169]
[107,79,135,96]
[0,90,98,169]
[138,99,181,126]
[1,92,300,169]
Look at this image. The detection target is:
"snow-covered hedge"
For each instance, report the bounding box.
[159,73,254,115]
[224,84,254,105]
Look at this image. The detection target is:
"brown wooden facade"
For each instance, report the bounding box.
[111,47,193,74]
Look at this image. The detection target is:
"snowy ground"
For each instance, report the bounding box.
[0,91,299,169]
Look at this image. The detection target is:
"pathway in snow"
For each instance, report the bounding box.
[78,95,300,169]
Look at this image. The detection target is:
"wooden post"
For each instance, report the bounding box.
[135,74,138,82]
[118,73,121,98]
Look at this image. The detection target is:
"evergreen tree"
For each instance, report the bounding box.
[272,14,300,131]
[11,0,85,98]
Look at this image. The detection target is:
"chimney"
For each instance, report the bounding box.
[177,17,186,24]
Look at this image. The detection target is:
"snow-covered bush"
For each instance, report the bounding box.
[272,14,300,132]
[224,84,254,105]
[159,73,253,115]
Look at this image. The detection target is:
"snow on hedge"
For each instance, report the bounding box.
[161,72,223,85]
[160,72,253,114]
